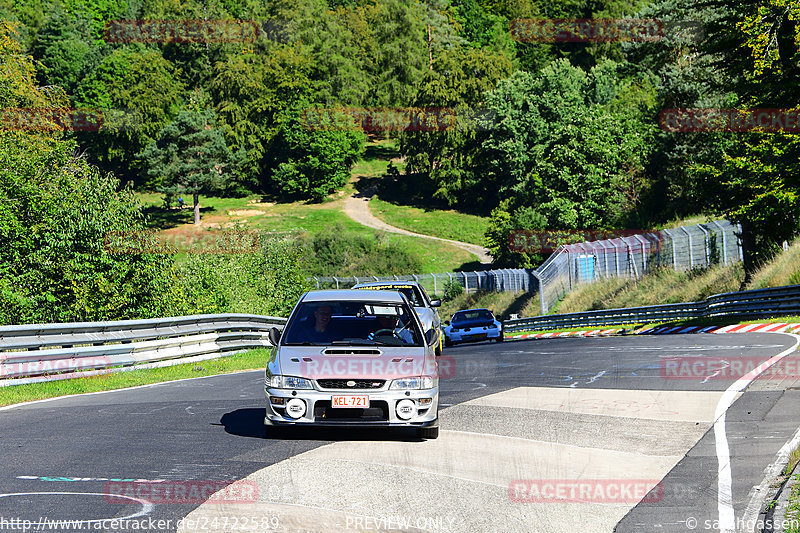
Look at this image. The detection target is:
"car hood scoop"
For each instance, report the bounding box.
[322,347,382,357]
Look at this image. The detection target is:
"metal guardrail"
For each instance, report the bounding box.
[0,314,286,384]
[503,284,800,332]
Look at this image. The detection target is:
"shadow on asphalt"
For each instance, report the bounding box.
[220,408,424,442]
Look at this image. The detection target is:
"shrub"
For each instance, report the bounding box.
[443,279,464,301]
[299,224,422,276]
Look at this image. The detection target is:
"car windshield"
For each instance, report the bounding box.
[452,310,494,324]
[353,285,425,306]
[282,300,424,346]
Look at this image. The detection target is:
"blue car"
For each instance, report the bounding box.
[443,308,503,346]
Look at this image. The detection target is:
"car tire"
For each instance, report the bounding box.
[496,334,504,342]
[444,337,451,348]
[417,426,439,439]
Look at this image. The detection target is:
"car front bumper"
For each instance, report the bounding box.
[264,386,439,427]
[445,328,502,343]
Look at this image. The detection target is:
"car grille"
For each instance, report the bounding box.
[316,379,386,390]
[314,400,389,422]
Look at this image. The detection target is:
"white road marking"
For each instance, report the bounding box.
[702,361,730,384]
[741,389,800,530]
[0,492,152,523]
[713,334,800,533]
[587,371,607,384]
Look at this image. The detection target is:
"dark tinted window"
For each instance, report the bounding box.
[283,300,423,346]
[452,310,494,324]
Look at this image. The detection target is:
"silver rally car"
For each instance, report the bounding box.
[264,289,440,439]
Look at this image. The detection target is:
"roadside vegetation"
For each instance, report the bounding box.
[0,350,271,407]
[436,283,539,323]
[553,264,745,314]
[748,239,800,289]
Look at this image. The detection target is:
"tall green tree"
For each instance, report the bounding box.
[635,0,800,277]
[141,105,244,225]
[0,22,179,323]
[74,47,185,184]
[211,42,312,186]
[269,103,365,202]
[695,0,800,275]
[30,7,97,96]
[400,45,513,209]
[481,59,655,265]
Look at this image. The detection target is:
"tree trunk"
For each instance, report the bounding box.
[193,191,200,225]
[427,24,433,70]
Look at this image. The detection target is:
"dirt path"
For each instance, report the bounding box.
[343,184,493,263]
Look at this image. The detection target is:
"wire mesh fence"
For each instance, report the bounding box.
[310,269,536,298]
[534,220,743,314]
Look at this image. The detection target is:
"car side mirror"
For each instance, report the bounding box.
[444,320,450,326]
[425,328,436,345]
[268,327,282,346]
[430,299,441,307]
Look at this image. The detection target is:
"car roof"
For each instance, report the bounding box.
[302,289,406,303]
[351,281,422,289]
[454,308,492,314]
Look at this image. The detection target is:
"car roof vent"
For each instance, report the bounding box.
[323,348,382,357]
[290,358,300,362]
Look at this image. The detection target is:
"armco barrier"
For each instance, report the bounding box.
[503,284,800,332]
[0,314,286,384]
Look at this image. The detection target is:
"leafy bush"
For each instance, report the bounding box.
[442,279,464,301]
[173,237,310,318]
[299,224,422,276]
[270,104,365,202]
[0,134,179,323]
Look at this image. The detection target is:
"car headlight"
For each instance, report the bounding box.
[390,376,436,390]
[267,375,313,389]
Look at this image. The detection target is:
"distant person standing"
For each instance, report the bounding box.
[177,197,184,210]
